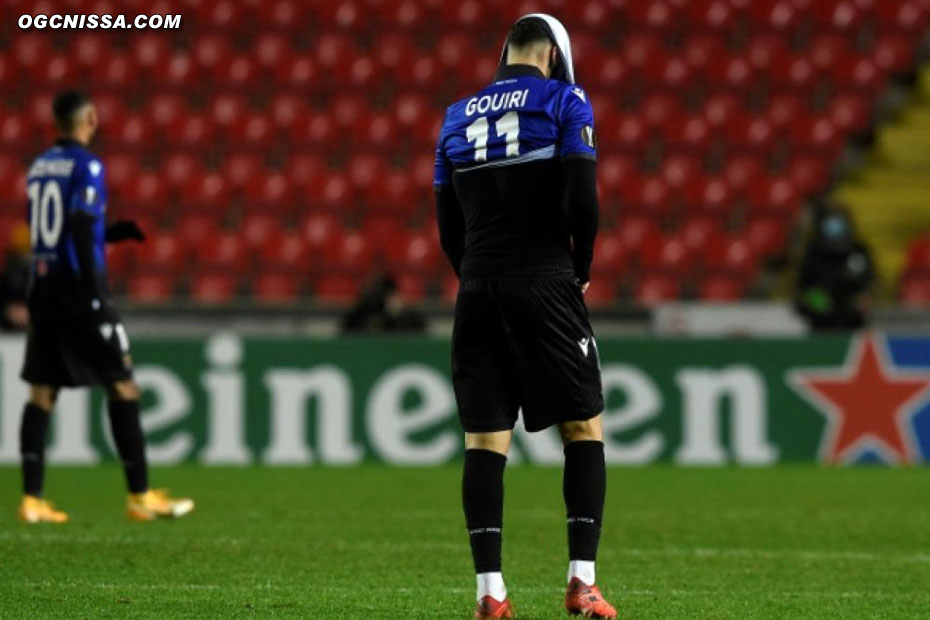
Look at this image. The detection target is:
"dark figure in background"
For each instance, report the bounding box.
[1,223,31,332]
[341,273,426,333]
[796,207,875,331]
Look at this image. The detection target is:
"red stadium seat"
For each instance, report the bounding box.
[241,213,284,249]
[686,0,738,32]
[642,235,691,274]
[147,94,187,131]
[301,214,340,255]
[809,35,853,73]
[386,229,442,275]
[127,271,176,304]
[622,175,674,218]
[635,273,680,306]
[617,215,662,255]
[664,114,714,154]
[591,236,628,277]
[745,215,790,257]
[176,215,217,249]
[769,54,817,92]
[0,112,34,150]
[679,215,723,253]
[182,172,230,213]
[834,56,884,94]
[749,0,803,33]
[321,232,375,274]
[259,232,310,272]
[705,236,758,276]
[223,153,262,190]
[699,275,748,301]
[315,33,355,76]
[684,175,732,217]
[787,156,830,196]
[197,233,246,272]
[111,114,153,150]
[682,35,728,74]
[872,37,917,75]
[764,94,806,129]
[155,53,200,90]
[258,0,309,30]
[121,171,168,216]
[315,274,361,304]
[286,152,324,190]
[243,173,292,212]
[876,0,929,36]
[190,271,238,305]
[169,114,215,149]
[701,94,742,129]
[73,33,106,69]
[253,271,301,304]
[790,115,844,157]
[276,55,318,91]
[726,114,776,154]
[192,34,230,72]
[748,175,800,214]
[134,234,186,273]
[344,55,375,91]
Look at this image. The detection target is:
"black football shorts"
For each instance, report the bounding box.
[452,275,604,433]
[21,315,134,388]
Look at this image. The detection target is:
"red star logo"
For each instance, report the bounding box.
[789,334,930,464]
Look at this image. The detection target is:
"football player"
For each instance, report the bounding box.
[18,90,193,523]
[435,14,616,620]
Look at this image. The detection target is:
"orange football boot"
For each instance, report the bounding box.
[565,577,617,619]
[127,488,194,521]
[18,495,68,523]
[475,595,514,619]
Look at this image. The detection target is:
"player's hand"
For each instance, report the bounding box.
[578,280,590,294]
[105,220,146,244]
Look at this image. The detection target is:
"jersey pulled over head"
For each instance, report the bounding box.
[498,13,575,84]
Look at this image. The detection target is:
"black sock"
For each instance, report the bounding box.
[107,399,149,494]
[462,449,507,574]
[20,403,50,497]
[563,440,606,562]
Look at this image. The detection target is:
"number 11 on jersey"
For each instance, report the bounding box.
[466,111,520,162]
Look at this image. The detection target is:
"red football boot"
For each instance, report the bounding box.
[564,577,617,619]
[475,595,514,619]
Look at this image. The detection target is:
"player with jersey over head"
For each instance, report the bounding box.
[435,15,617,620]
[17,90,193,523]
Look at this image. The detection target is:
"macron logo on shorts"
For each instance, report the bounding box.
[579,338,590,357]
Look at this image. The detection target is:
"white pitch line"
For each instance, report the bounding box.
[15,581,221,590]
[616,547,930,564]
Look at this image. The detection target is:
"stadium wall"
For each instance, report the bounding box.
[1,332,928,466]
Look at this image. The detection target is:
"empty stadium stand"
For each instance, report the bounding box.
[1,0,928,308]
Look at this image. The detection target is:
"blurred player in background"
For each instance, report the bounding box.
[435,15,616,620]
[17,90,193,523]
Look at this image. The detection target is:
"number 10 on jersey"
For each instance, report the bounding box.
[466,112,520,162]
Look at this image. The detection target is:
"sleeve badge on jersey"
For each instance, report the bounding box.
[84,186,96,204]
[88,160,102,176]
[581,125,597,149]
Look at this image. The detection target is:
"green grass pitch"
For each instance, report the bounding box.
[1,465,929,619]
